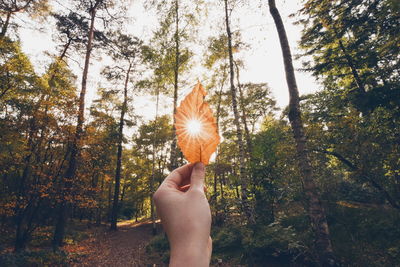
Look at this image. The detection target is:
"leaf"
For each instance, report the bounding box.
[175,82,220,165]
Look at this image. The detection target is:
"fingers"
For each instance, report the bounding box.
[160,162,205,192]
[161,163,194,189]
[189,162,205,191]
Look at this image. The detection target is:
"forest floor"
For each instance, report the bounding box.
[1,220,235,266]
[66,220,165,267]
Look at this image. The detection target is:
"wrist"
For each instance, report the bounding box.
[169,239,211,267]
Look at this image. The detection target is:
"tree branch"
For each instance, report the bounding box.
[314,149,400,210]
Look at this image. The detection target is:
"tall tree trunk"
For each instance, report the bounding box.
[96,176,105,226]
[268,1,336,265]
[213,75,225,221]
[234,61,253,156]
[52,6,97,249]
[213,76,224,197]
[13,124,35,252]
[224,0,253,223]
[110,63,132,230]
[169,0,180,171]
[150,88,160,235]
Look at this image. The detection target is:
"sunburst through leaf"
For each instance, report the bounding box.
[174,82,220,165]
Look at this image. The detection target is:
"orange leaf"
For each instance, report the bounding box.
[175,82,220,165]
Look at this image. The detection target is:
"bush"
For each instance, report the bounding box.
[212,221,310,266]
[146,233,170,263]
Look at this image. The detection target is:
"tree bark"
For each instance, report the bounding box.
[110,63,132,230]
[169,0,180,171]
[52,4,98,249]
[268,0,336,265]
[224,0,253,224]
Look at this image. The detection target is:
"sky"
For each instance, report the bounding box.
[17,0,320,122]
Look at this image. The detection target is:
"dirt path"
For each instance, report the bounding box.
[70,221,164,267]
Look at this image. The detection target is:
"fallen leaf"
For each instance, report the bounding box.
[175,82,220,165]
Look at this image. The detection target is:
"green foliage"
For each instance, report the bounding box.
[323,203,400,266]
[146,234,170,264]
[212,222,309,266]
[299,0,400,112]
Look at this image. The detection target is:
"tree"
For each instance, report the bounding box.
[52,0,114,249]
[223,0,253,223]
[0,0,49,38]
[298,0,400,113]
[133,115,174,231]
[0,38,36,100]
[298,0,400,215]
[301,90,400,211]
[103,32,143,230]
[0,36,78,251]
[268,0,336,265]
[147,0,200,170]
[251,117,296,224]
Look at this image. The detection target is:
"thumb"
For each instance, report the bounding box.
[189,162,205,191]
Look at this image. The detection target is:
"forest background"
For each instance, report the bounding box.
[0,0,399,266]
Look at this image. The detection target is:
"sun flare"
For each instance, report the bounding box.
[186,119,202,135]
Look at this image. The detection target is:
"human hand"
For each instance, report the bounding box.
[153,162,212,267]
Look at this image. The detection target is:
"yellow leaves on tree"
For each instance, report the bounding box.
[175,82,220,165]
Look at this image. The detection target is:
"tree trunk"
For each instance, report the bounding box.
[213,78,224,197]
[337,39,366,95]
[169,0,180,171]
[0,0,34,38]
[13,112,41,251]
[268,1,336,265]
[110,63,132,230]
[234,61,253,156]
[14,197,41,252]
[150,87,160,235]
[213,76,225,219]
[219,173,224,200]
[224,0,253,224]
[0,12,12,38]
[107,181,112,221]
[52,6,97,249]
[96,175,105,226]
[14,203,30,252]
